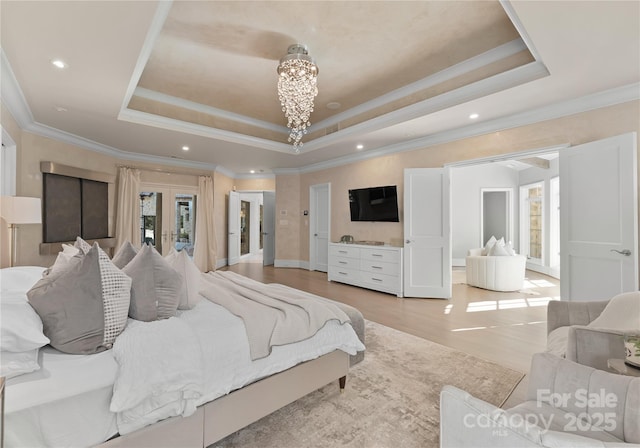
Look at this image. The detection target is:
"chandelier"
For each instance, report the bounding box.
[277,44,319,152]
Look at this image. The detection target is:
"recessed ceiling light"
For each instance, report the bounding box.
[469,113,479,119]
[326,102,341,110]
[182,145,189,151]
[356,144,364,150]
[51,59,67,69]
[250,170,255,174]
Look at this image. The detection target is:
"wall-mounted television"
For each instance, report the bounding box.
[349,185,399,222]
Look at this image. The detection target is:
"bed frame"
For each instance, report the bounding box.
[99,349,349,447]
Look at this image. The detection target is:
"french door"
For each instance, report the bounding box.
[139,185,197,256]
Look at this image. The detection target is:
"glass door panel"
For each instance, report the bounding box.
[174,194,195,256]
[240,200,250,256]
[139,186,197,256]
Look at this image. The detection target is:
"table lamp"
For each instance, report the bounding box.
[0,196,42,267]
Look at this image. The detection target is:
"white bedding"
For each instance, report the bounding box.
[3,266,365,447]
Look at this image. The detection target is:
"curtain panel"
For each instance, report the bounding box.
[114,167,141,250]
[193,176,217,272]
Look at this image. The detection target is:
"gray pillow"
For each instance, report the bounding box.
[27,243,131,354]
[112,241,139,269]
[124,244,183,321]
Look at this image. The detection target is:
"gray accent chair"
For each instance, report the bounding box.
[440,352,640,447]
[547,300,626,371]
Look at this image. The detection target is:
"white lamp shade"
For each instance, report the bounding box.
[0,196,42,224]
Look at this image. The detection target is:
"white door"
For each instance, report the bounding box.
[139,185,197,256]
[560,132,638,301]
[403,168,451,299]
[310,183,330,272]
[263,191,276,266]
[228,190,240,266]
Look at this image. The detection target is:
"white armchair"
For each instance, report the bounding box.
[440,353,640,447]
[465,248,527,292]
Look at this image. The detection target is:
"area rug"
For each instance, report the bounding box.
[213,320,525,448]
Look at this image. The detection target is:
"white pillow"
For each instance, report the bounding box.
[488,242,510,256]
[481,236,497,255]
[1,291,50,352]
[165,248,203,310]
[0,266,48,292]
[546,326,569,358]
[45,244,81,277]
[588,291,640,332]
[504,241,516,256]
[0,349,40,379]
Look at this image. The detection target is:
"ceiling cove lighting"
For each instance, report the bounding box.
[277,44,319,153]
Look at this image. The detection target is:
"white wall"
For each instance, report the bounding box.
[451,164,519,265]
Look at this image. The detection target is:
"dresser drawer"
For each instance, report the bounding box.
[329,266,361,282]
[329,244,360,259]
[360,259,400,276]
[360,271,400,291]
[360,247,400,264]
[330,256,360,270]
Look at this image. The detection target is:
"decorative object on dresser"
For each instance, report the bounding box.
[328,242,403,297]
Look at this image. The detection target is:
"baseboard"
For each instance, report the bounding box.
[525,262,559,279]
[216,258,228,270]
[274,259,310,269]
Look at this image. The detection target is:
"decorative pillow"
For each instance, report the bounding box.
[504,241,516,256]
[1,291,50,352]
[488,242,510,256]
[112,241,139,269]
[124,244,183,321]
[588,291,640,332]
[0,349,40,379]
[28,243,131,354]
[546,326,569,358]
[44,244,82,277]
[74,236,93,254]
[165,248,202,309]
[481,236,497,255]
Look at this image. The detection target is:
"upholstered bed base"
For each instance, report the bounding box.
[99,349,350,448]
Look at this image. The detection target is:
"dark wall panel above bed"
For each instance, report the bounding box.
[43,173,82,243]
[82,179,109,240]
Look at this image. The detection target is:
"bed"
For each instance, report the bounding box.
[1,241,365,448]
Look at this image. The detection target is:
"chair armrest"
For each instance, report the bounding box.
[566,325,626,371]
[546,300,609,335]
[440,386,544,448]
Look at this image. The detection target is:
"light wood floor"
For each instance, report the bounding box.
[223,263,560,405]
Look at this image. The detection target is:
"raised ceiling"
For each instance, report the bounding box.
[1,1,639,176]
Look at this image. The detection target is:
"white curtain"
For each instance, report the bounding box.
[115,167,141,250]
[193,176,217,272]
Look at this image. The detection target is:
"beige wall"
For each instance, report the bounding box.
[276,100,640,264]
[0,104,268,268]
[3,100,639,268]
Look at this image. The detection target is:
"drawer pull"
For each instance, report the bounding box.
[372,254,383,257]
[371,266,382,269]
[371,278,383,282]
[339,261,347,264]
[339,250,348,254]
[339,272,348,275]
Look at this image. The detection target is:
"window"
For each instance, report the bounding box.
[520,182,544,264]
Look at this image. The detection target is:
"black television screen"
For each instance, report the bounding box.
[349,185,399,222]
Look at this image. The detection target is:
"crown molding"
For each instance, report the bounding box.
[288,82,640,174]
[133,87,289,135]
[1,49,34,128]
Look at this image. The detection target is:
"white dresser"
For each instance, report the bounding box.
[328,243,403,297]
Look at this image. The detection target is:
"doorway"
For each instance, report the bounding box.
[228,190,275,266]
[309,183,330,272]
[139,185,197,256]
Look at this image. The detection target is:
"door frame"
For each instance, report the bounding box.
[309,182,331,272]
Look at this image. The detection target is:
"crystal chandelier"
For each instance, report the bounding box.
[277,44,319,152]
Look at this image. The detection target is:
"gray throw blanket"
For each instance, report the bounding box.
[200,271,351,360]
